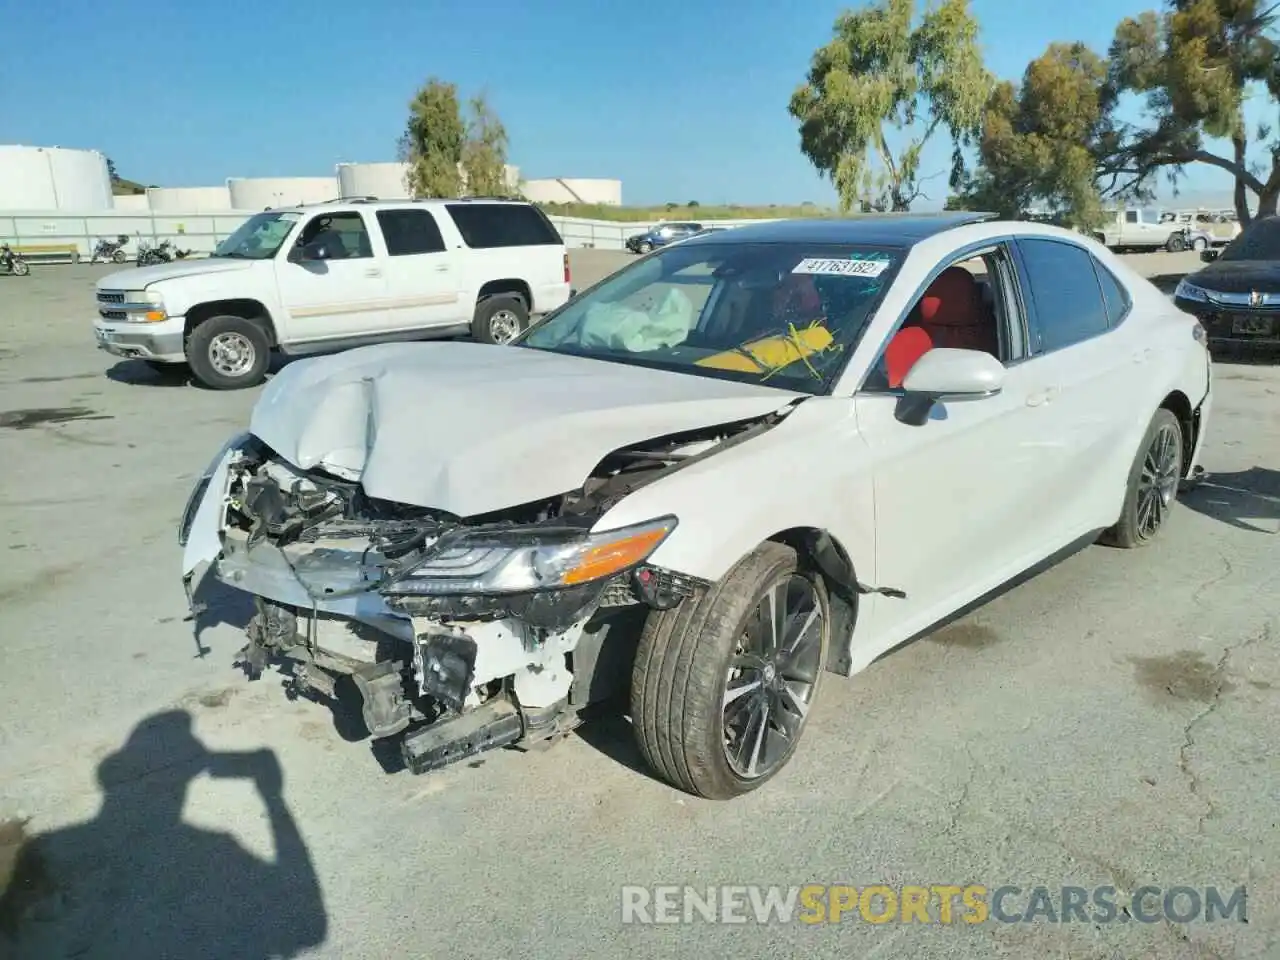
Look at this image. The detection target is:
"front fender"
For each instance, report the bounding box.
[593,399,877,587]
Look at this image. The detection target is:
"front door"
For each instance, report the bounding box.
[275,210,388,343]
[852,244,1065,655]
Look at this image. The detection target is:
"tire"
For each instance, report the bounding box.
[1099,408,1184,549]
[631,541,830,800]
[637,241,653,254]
[471,295,529,344]
[112,249,126,264]
[1166,233,1187,253]
[12,259,29,277]
[186,315,271,390]
[1191,236,1208,252]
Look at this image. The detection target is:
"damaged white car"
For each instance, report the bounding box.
[180,213,1213,800]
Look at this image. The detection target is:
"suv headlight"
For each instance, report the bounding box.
[178,432,250,546]
[1174,279,1209,302]
[125,289,167,322]
[381,516,678,596]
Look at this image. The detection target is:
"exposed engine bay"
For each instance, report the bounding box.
[194,409,788,774]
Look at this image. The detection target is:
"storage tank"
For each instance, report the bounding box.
[337,162,411,199]
[338,162,522,199]
[520,178,622,206]
[146,186,231,212]
[0,145,113,210]
[227,176,338,209]
[113,194,151,212]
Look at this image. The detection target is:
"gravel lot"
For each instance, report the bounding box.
[0,248,1277,960]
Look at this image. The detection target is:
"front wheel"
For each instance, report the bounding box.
[186,316,271,390]
[1166,233,1187,253]
[1099,408,1184,548]
[112,249,127,264]
[631,541,829,800]
[637,241,653,254]
[12,258,29,277]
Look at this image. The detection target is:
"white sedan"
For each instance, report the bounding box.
[180,213,1213,800]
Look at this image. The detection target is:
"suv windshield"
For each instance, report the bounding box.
[213,211,302,259]
[517,241,903,395]
[1218,215,1280,262]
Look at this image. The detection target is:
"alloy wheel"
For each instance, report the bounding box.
[488,309,521,344]
[721,574,824,780]
[1137,422,1181,539]
[208,331,256,377]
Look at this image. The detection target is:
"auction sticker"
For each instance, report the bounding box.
[792,257,889,277]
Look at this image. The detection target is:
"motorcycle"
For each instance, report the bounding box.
[136,238,175,267]
[174,244,193,259]
[91,235,129,264]
[0,243,30,277]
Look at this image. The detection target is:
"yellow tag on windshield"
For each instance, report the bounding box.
[696,323,834,373]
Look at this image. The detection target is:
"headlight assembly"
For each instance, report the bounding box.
[178,432,250,546]
[381,515,678,597]
[1174,279,1209,302]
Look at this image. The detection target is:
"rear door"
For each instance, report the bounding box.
[443,203,569,315]
[1010,237,1149,537]
[374,208,463,331]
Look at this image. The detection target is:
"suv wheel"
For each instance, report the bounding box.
[637,241,653,254]
[1166,233,1187,253]
[631,542,829,800]
[186,315,271,390]
[472,295,529,345]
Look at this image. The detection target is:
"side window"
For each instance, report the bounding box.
[377,209,445,256]
[863,245,1024,392]
[445,203,562,248]
[298,212,372,259]
[1093,259,1132,328]
[1125,211,1139,224]
[1016,239,1109,352]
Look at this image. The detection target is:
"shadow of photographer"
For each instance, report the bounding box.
[1,709,326,959]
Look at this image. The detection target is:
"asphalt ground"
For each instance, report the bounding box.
[0,248,1276,960]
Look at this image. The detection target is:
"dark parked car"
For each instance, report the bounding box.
[625,221,704,254]
[1174,214,1280,352]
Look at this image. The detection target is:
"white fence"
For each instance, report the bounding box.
[0,209,782,261]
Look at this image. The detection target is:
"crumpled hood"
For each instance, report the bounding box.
[97,258,253,290]
[249,341,801,517]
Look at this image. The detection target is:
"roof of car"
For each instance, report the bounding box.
[681,212,1001,247]
[277,197,534,213]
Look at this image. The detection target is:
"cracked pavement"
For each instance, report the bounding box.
[0,250,1276,959]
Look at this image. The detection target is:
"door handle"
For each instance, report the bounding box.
[1025,387,1058,407]
[365,268,382,278]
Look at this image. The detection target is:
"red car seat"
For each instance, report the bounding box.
[883,267,998,388]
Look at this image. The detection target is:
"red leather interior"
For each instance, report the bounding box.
[883,267,999,388]
[917,267,998,354]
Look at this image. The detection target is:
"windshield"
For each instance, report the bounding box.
[213,211,302,259]
[1218,216,1280,262]
[516,240,903,395]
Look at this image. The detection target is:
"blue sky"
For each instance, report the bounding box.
[1,0,1258,207]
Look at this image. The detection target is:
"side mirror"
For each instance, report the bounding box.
[1200,249,1220,263]
[896,348,1005,426]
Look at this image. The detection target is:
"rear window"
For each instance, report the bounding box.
[445,203,562,248]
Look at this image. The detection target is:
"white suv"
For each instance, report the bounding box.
[92,198,573,389]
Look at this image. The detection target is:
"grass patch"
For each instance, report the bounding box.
[535,202,839,222]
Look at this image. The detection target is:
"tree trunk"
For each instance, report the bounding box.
[1256,187,1279,220]
[1232,135,1252,224]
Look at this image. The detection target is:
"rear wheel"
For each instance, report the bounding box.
[471,295,529,344]
[637,240,653,254]
[1166,233,1187,253]
[1191,236,1208,252]
[112,249,127,264]
[1099,408,1184,548]
[186,315,271,390]
[631,542,829,800]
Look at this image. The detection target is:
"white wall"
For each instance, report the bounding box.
[227,176,338,209]
[521,178,623,206]
[147,186,231,212]
[112,194,151,212]
[0,145,113,211]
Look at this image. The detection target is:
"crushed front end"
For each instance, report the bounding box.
[178,431,731,774]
